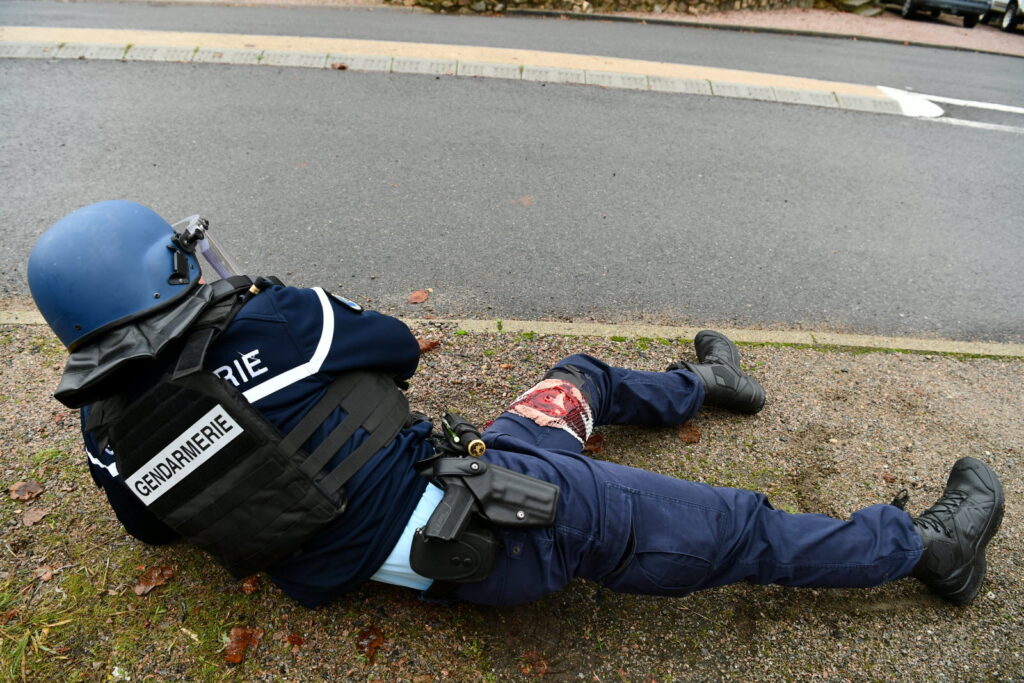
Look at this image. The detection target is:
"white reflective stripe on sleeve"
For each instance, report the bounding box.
[86,447,119,477]
[242,287,335,404]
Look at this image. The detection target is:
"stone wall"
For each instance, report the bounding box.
[389,0,815,16]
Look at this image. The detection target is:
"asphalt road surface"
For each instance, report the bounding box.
[1,3,1021,342]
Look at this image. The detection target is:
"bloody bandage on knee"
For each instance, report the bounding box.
[507,378,594,445]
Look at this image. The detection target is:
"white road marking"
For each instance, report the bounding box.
[929,117,1024,135]
[877,86,944,118]
[919,94,1024,116]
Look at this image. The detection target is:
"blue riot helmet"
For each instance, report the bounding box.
[28,200,204,350]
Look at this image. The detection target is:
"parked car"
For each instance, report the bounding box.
[897,0,989,27]
[979,0,1022,30]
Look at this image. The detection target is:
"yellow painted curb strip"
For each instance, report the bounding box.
[0,25,886,97]
[4,310,1020,356]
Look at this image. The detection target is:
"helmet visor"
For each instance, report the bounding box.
[170,215,242,281]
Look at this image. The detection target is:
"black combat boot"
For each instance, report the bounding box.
[666,330,765,415]
[901,457,1004,605]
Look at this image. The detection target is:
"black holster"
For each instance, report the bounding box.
[410,451,559,586]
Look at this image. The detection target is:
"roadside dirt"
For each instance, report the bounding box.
[2,322,1021,680]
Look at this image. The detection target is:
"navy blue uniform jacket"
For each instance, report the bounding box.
[82,285,432,607]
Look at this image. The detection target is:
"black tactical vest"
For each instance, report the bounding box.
[84,278,411,578]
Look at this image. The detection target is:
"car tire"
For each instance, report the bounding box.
[964,12,979,25]
[1001,0,1019,29]
[901,0,917,18]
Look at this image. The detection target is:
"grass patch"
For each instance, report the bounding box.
[28,336,64,361]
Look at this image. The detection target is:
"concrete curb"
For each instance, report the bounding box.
[412,318,1024,357]
[505,8,1024,60]
[5,310,1020,357]
[0,26,920,116]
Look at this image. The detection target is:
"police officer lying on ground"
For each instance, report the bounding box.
[28,201,1004,608]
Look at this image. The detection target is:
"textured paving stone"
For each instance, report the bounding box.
[325,53,393,72]
[193,47,263,65]
[835,93,903,114]
[585,70,649,90]
[125,45,195,62]
[0,42,59,59]
[648,75,713,95]
[391,57,456,76]
[456,61,522,79]
[521,65,586,84]
[773,87,839,108]
[55,43,125,60]
[710,81,778,101]
[260,51,328,68]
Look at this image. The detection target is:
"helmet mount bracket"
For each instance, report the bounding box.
[168,216,209,285]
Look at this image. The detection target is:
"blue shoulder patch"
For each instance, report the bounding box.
[331,293,363,313]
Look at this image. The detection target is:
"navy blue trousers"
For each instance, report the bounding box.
[453,355,923,607]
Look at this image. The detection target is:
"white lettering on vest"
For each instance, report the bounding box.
[125,405,243,505]
[212,350,268,388]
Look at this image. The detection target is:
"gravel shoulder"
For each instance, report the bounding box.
[1,321,1020,680]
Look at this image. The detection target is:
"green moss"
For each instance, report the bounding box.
[741,341,1021,362]
[33,448,66,465]
[29,335,65,361]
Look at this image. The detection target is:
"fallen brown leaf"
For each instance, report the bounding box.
[134,566,175,596]
[330,62,348,70]
[0,608,18,624]
[519,650,549,676]
[583,434,605,455]
[511,195,535,207]
[677,422,701,444]
[287,633,305,654]
[417,338,441,353]
[225,626,264,666]
[882,473,897,484]
[356,626,384,664]
[8,480,43,501]
[241,575,261,595]
[32,566,53,582]
[22,508,49,526]
[407,289,430,304]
